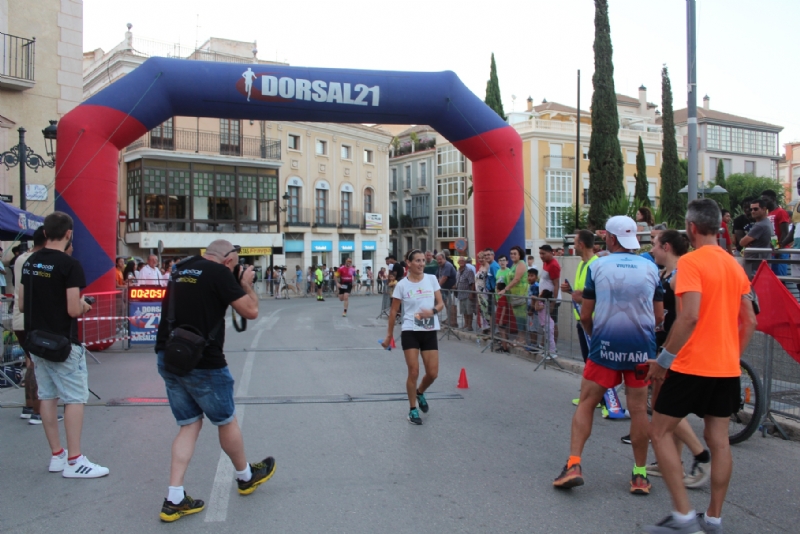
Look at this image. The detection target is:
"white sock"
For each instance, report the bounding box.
[167,486,185,505]
[672,510,696,524]
[68,454,84,466]
[53,449,67,459]
[704,512,721,525]
[235,464,252,482]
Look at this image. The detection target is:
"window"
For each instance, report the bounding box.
[419,162,427,187]
[745,160,756,174]
[582,176,590,205]
[364,149,374,163]
[412,194,430,228]
[626,149,637,165]
[582,146,589,160]
[390,168,397,191]
[364,188,373,214]
[420,238,427,252]
[404,199,412,215]
[707,125,777,156]
[391,201,398,219]
[126,163,141,232]
[316,139,328,156]
[287,186,300,223]
[437,208,466,238]
[550,143,563,168]
[143,168,167,219]
[626,179,636,199]
[545,170,573,239]
[648,181,657,207]
[341,144,351,159]
[220,119,241,156]
[405,237,413,255]
[315,188,328,224]
[645,152,656,166]
[341,191,352,226]
[722,158,731,178]
[709,157,719,178]
[288,134,300,150]
[437,145,466,175]
[151,118,174,150]
[404,166,411,189]
[437,175,466,207]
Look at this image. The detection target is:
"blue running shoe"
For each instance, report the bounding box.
[416,392,429,413]
[408,408,422,425]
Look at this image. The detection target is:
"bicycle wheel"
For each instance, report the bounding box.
[729,359,763,445]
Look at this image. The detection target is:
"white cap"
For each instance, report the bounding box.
[605,215,640,250]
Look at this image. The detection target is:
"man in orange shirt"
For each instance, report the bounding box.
[115,257,126,287]
[644,199,757,534]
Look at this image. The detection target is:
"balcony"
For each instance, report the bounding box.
[312,208,338,229]
[285,207,312,227]
[0,32,35,90]
[511,118,684,148]
[127,127,281,160]
[339,210,362,229]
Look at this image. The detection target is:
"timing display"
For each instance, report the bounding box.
[129,288,167,300]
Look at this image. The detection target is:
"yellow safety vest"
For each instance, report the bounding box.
[573,255,598,320]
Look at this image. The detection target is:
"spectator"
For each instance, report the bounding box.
[475,251,490,331]
[641,224,668,265]
[295,265,303,294]
[739,198,774,277]
[762,189,792,276]
[19,211,108,478]
[497,245,529,344]
[732,197,755,252]
[386,255,404,282]
[436,253,458,327]
[560,229,598,366]
[377,267,387,294]
[423,250,438,275]
[115,257,126,287]
[137,254,165,285]
[555,247,564,257]
[538,244,562,341]
[527,255,536,269]
[636,207,655,231]
[364,266,374,295]
[720,209,733,254]
[455,256,476,331]
[465,256,476,275]
[9,244,22,288]
[123,260,137,282]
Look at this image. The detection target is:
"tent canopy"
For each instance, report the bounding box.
[0,201,44,242]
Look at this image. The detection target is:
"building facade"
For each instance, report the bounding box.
[83,28,391,276]
[1,0,83,219]
[779,141,800,203]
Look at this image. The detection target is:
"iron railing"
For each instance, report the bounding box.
[1,32,35,81]
[127,128,281,160]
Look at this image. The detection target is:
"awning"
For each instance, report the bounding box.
[0,201,44,241]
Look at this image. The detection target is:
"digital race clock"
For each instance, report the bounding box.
[128,287,167,300]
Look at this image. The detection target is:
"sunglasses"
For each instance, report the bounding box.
[224,245,242,257]
[749,207,761,212]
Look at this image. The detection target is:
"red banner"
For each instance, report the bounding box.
[752,261,800,364]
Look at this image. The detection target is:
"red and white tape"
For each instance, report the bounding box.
[83,332,153,347]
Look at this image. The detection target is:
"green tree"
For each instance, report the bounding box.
[634,136,650,206]
[714,159,726,189]
[587,0,625,229]
[707,159,731,211]
[725,173,785,211]
[484,53,506,121]
[659,66,683,226]
[678,158,688,190]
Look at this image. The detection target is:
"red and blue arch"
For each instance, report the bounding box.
[56,58,523,292]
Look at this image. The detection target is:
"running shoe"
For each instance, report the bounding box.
[49,450,68,473]
[20,406,34,419]
[62,456,110,478]
[342,311,347,317]
[237,456,276,495]
[684,457,711,488]
[643,515,704,533]
[159,494,205,522]
[28,414,64,425]
[416,392,429,413]
[601,405,609,418]
[407,408,422,425]
[696,513,723,533]
[553,463,584,489]
[621,434,632,444]
[646,461,662,477]
[630,473,651,495]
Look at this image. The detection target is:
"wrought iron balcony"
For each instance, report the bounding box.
[0,32,35,90]
[127,127,281,160]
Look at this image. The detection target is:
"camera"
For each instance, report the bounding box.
[84,296,96,305]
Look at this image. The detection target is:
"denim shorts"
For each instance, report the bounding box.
[156,351,236,426]
[31,344,89,404]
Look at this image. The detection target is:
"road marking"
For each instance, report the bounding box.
[205,349,255,523]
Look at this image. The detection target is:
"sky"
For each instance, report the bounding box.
[83,0,800,153]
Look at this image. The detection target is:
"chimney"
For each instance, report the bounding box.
[638,85,647,113]
[526,96,533,113]
[703,95,710,110]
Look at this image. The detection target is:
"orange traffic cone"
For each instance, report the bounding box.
[390,337,396,349]
[457,368,469,389]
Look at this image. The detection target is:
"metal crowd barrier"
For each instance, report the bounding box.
[0,296,24,389]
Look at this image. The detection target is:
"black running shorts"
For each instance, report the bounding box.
[654,370,741,419]
[339,283,352,294]
[401,330,439,352]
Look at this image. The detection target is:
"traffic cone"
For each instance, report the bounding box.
[390,337,396,349]
[457,368,469,389]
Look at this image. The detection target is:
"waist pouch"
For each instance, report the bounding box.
[163,326,207,376]
[24,330,71,363]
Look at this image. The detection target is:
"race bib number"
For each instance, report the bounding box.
[414,314,434,330]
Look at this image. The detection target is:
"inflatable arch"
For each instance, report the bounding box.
[56,58,523,292]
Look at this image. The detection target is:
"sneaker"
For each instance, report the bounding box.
[62,456,109,478]
[49,450,68,472]
[621,434,632,444]
[237,456,276,495]
[407,408,423,425]
[572,398,579,406]
[28,414,64,425]
[630,473,651,495]
[342,311,347,317]
[646,461,663,477]
[159,494,205,522]
[643,514,704,533]
[684,457,711,488]
[696,513,723,533]
[416,392,429,413]
[20,406,34,419]
[601,405,609,418]
[553,463,584,489]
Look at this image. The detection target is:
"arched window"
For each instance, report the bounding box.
[286,176,303,224]
[364,187,374,214]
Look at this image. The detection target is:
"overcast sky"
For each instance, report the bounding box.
[84,0,800,153]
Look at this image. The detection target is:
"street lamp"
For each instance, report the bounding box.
[278,191,291,233]
[1,121,58,213]
[678,182,727,199]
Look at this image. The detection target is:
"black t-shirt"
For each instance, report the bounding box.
[21,248,86,345]
[155,257,246,369]
[390,262,404,281]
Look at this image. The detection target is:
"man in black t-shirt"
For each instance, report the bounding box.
[386,254,405,281]
[732,197,755,252]
[19,211,109,479]
[154,239,275,522]
[436,253,458,326]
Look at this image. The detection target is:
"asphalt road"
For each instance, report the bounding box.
[1,293,798,533]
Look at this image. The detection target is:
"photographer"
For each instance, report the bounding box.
[19,212,109,478]
[154,240,274,523]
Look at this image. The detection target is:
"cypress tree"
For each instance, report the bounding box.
[659,66,683,226]
[484,53,506,121]
[587,0,625,229]
[634,136,650,206]
[715,159,726,188]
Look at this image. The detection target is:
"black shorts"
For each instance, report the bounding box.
[315,281,323,289]
[339,283,352,294]
[654,370,741,419]
[401,330,439,352]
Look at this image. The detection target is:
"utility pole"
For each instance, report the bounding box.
[575,69,581,231]
[687,0,698,201]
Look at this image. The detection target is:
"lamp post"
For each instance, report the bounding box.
[278,191,290,233]
[1,121,58,212]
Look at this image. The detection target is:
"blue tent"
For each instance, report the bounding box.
[0,201,44,242]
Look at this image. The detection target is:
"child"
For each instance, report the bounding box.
[387,270,398,292]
